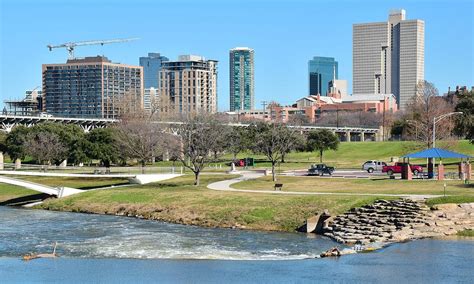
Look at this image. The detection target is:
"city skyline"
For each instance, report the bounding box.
[0,0,472,112]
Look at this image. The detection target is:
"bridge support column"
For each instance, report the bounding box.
[59,159,67,168]
[361,132,365,142]
[346,131,351,142]
[15,158,21,170]
[0,152,3,170]
[163,150,169,162]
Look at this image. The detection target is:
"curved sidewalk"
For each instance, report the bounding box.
[207,171,444,200]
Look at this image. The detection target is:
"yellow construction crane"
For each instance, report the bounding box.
[47,38,139,59]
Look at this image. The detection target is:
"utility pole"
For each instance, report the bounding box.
[261,101,268,120]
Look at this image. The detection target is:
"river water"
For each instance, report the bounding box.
[0,207,473,283]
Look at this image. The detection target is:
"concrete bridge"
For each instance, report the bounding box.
[0,114,381,141]
[0,114,117,133]
[0,175,83,197]
[0,171,183,198]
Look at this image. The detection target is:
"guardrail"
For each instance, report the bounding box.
[1,164,185,175]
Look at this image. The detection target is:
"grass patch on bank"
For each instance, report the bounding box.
[0,184,38,203]
[36,174,385,232]
[425,196,474,207]
[7,176,129,189]
[457,229,474,237]
[233,176,474,196]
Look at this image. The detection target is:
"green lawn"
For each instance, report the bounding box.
[170,140,473,170]
[6,176,129,190]
[457,230,474,237]
[36,174,383,232]
[425,195,474,207]
[233,176,474,196]
[0,184,38,203]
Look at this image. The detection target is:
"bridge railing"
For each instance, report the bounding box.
[1,164,184,175]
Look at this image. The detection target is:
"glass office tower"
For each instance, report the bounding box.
[308,56,338,96]
[229,47,254,111]
[139,52,169,88]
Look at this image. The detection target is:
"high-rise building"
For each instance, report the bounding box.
[229,47,254,111]
[139,52,169,88]
[353,9,424,110]
[42,56,143,118]
[143,87,158,113]
[159,55,218,115]
[308,56,338,96]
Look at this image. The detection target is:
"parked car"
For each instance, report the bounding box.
[226,158,255,167]
[307,164,335,176]
[39,112,53,118]
[362,160,387,173]
[382,162,423,176]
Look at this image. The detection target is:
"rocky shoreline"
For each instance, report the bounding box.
[321,199,474,245]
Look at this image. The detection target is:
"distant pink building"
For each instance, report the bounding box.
[261,94,398,123]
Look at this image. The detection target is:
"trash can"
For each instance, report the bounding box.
[244,158,255,167]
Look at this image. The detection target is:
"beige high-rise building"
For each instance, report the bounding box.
[353,9,424,110]
[159,55,218,115]
[43,56,143,118]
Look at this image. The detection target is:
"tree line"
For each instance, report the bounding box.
[0,116,340,185]
[391,81,474,146]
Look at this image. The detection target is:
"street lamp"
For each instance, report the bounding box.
[432,112,463,148]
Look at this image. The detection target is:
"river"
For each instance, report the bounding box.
[0,207,473,283]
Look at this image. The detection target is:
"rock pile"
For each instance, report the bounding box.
[322,199,474,244]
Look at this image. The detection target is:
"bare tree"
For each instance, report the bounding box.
[225,127,251,161]
[279,126,305,163]
[405,80,455,147]
[250,122,296,181]
[168,115,228,186]
[115,117,165,173]
[24,132,67,168]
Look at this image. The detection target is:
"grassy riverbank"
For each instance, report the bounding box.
[457,229,474,237]
[1,171,473,232]
[28,174,384,232]
[0,184,39,203]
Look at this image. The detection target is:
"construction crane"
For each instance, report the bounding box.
[47,38,139,59]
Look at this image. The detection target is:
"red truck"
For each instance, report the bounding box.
[382,162,423,175]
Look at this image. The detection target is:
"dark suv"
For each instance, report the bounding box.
[307,164,335,176]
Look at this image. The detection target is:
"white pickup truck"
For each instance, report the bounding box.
[362,160,387,173]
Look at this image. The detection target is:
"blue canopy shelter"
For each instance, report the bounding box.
[403,148,472,159]
[402,148,472,180]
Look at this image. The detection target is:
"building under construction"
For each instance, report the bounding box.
[3,90,43,116]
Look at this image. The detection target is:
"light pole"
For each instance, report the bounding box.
[432,112,463,148]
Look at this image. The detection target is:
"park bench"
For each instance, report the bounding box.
[274,183,283,191]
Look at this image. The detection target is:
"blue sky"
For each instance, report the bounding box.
[1,0,473,111]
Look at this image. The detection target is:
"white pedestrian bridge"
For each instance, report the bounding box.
[0,171,182,198]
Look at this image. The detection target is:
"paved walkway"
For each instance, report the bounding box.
[207,171,444,200]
